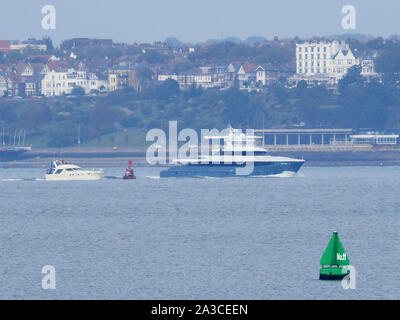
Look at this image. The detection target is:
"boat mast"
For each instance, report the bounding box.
[17,130,21,146]
[78,124,81,147]
[1,127,4,146]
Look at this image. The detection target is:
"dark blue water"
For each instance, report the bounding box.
[0,166,399,299]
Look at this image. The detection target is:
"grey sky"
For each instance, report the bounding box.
[0,0,399,45]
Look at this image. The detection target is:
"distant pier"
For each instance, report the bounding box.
[255,128,399,152]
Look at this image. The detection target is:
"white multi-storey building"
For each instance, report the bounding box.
[41,63,108,96]
[41,68,69,96]
[295,40,359,84]
[360,51,379,79]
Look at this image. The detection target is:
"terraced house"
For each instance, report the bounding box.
[0,62,45,96]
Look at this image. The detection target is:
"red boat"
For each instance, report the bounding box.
[123,160,136,180]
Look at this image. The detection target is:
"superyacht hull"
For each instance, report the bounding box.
[160,161,304,178]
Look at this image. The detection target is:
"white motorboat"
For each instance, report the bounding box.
[45,160,104,181]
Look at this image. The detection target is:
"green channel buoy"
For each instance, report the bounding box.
[319,231,350,280]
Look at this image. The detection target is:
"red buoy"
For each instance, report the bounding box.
[123,160,136,180]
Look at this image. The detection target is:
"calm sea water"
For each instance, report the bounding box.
[0,165,399,299]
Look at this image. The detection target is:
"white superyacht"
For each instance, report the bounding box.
[160,126,305,178]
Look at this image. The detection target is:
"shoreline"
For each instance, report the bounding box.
[2,146,400,168]
[0,157,400,169]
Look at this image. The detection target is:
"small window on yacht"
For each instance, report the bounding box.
[55,169,63,174]
[254,151,267,155]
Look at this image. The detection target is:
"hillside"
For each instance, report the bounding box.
[1,69,400,148]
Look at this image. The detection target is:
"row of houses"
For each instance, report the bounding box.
[2,52,345,98]
[0,60,271,97]
[157,39,380,90]
[0,59,174,98]
[157,63,268,91]
[0,60,110,97]
[0,37,384,97]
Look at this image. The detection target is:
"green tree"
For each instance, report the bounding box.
[136,66,154,91]
[173,60,195,74]
[71,86,86,96]
[42,36,55,53]
[184,83,203,99]
[137,50,168,64]
[156,79,180,100]
[375,41,400,82]
[221,86,252,126]
[338,65,363,93]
